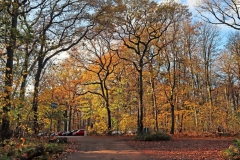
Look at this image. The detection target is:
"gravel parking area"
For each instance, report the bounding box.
[63,136,234,160]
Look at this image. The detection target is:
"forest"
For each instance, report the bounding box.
[1,0,240,142]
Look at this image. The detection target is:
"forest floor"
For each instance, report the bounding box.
[62,134,235,160]
[128,135,235,160]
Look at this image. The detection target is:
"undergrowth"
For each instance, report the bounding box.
[133,132,171,141]
[0,137,66,160]
[221,139,240,160]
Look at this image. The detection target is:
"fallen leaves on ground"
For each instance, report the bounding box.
[51,140,78,160]
[128,137,235,160]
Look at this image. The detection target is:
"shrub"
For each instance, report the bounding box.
[0,137,66,159]
[221,139,240,160]
[133,132,171,141]
[45,143,64,154]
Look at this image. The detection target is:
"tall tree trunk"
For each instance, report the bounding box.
[170,100,175,134]
[64,110,68,131]
[106,101,111,134]
[104,85,111,134]
[168,52,176,135]
[15,45,30,137]
[152,84,158,132]
[138,67,144,134]
[32,56,43,133]
[2,1,18,141]
[69,106,72,131]
[20,44,30,100]
[149,62,158,131]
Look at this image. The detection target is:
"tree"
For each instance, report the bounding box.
[0,0,102,138]
[1,0,30,141]
[147,47,161,132]
[196,0,240,30]
[69,29,120,134]
[114,0,190,134]
[27,0,97,133]
[180,20,201,130]
[226,31,240,84]
[215,50,237,131]
[198,22,220,131]
[38,59,82,132]
[214,31,240,132]
[112,59,138,133]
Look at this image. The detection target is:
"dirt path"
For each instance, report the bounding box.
[65,136,149,160]
[64,136,235,160]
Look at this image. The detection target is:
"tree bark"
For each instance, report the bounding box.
[2,1,18,141]
[32,56,43,133]
[170,102,175,134]
[106,102,112,134]
[138,67,144,134]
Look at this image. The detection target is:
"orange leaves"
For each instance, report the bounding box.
[128,137,234,160]
[20,137,25,146]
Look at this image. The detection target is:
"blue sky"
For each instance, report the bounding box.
[182,0,196,9]
[155,0,197,8]
[181,0,194,7]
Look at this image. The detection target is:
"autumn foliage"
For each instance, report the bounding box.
[1,0,240,159]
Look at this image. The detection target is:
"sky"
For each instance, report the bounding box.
[183,0,197,10]
[169,0,235,48]
[156,0,198,9]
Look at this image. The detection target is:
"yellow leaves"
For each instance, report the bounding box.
[183,101,197,108]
